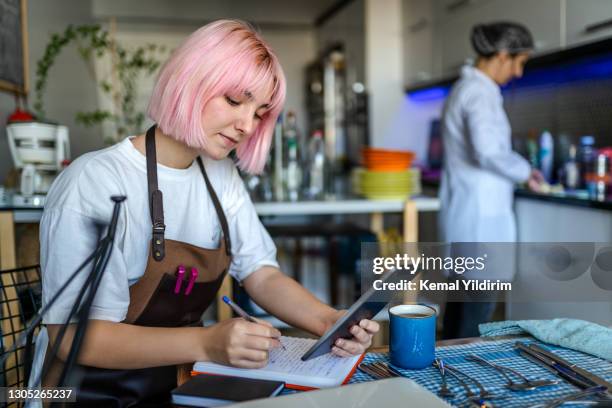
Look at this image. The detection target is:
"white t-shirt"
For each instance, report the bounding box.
[28,137,278,394]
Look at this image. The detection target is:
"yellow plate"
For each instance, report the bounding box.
[363,193,411,200]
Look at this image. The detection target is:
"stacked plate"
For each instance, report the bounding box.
[362,147,414,171]
[355,168,421,200]
[353,148,421,200]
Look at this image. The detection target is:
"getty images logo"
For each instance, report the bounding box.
[537,243,612,290]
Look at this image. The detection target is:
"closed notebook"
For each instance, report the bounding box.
[171,375,284,407]
[192,336,364,390]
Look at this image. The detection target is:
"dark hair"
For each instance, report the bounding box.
[471,22,534,58]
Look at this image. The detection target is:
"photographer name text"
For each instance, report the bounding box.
[372,279,512,291]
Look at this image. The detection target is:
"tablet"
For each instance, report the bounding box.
[301,269,402,361]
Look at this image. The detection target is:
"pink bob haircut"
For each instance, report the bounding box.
[148,19,286,174]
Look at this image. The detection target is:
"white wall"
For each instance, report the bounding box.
[365,0,405,147]
[316,0,365,83]
[110,23,316,139]
[383,96,445,164]
[93,0,319,139]
[263,28,317,133]
[91,0,332,27]
[0,0,102,185]
[0,1,316,184]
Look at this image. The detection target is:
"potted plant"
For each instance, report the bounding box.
[33,24,166,143]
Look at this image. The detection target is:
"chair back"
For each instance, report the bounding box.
[1,265,42,403]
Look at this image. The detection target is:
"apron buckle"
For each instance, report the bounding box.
[153,223,166,243]
[152,223,166,260]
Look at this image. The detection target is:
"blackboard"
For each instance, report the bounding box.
[0,0,28,95]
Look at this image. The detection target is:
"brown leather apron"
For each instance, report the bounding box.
[43,125,232,407]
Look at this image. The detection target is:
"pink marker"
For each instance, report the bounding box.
[174,265,186,294]
[184,267,198,295]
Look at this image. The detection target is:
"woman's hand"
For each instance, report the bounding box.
[327,310,380,357]
[201,318,281,368]
[527,169,546,192]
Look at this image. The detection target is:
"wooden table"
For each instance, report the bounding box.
[0,205,42,270]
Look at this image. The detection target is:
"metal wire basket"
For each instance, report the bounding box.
[1,265,42,404]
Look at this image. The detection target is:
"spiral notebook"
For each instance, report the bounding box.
[192,336,364,390]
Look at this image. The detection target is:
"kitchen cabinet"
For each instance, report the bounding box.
[474,0,562,52]
[565,0,612,47]
[434,0,562,76]
[507,197,612,326]
[402,0,436,83]
[403,0,565,84]
[433,0,490,76]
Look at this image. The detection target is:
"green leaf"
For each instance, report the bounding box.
[75,110,114,126]
[100,81,112,93]
[34,24,163,131]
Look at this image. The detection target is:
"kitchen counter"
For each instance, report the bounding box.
[423,176,612,211]
[515,188,612,211]
[0,195,441,221]
[254,196,440,216]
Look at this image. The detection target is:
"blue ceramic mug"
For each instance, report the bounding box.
[389,304,436,369]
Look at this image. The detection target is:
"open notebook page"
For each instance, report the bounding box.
[193,337,362,388]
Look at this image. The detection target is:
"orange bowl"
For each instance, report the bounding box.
[365,163,412,171]
[363,159,412,170]
[363,150,413,156]
[362,151,415,163]
[362,147,415,158]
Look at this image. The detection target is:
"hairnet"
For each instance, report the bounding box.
[471,22,534,57]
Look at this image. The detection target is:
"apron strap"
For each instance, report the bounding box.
[145,124,232,259]
[145,125,166,261]
[197,157,232,256]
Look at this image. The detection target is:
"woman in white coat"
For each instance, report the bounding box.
[439,22,543,338]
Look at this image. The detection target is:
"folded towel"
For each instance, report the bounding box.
[479,318,612,361]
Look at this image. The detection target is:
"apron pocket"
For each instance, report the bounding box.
[134,271,225,327]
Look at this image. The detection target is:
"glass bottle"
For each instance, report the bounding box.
[306,130,326,199]
[579,135,596,191]
[564,144,579,190]
[283,112,301,201]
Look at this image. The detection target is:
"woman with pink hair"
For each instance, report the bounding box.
[31,20,378,406]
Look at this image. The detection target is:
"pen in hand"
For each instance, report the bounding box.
[222,296,286,351]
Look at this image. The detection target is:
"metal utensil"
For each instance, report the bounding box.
[358,362,398,379]
[516,342,603,390]
[434,358,456,399]
[445,363,507,401]
[577,400,612,407]
[377,362,407,378]
[371,362,395,377]
[434,360,479,401]
[358,363,386,379]
[526,343,612,392]
[371,361,400,378]
[368,363,392,379]
[466,354,558,391]
[528,385,608,408]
